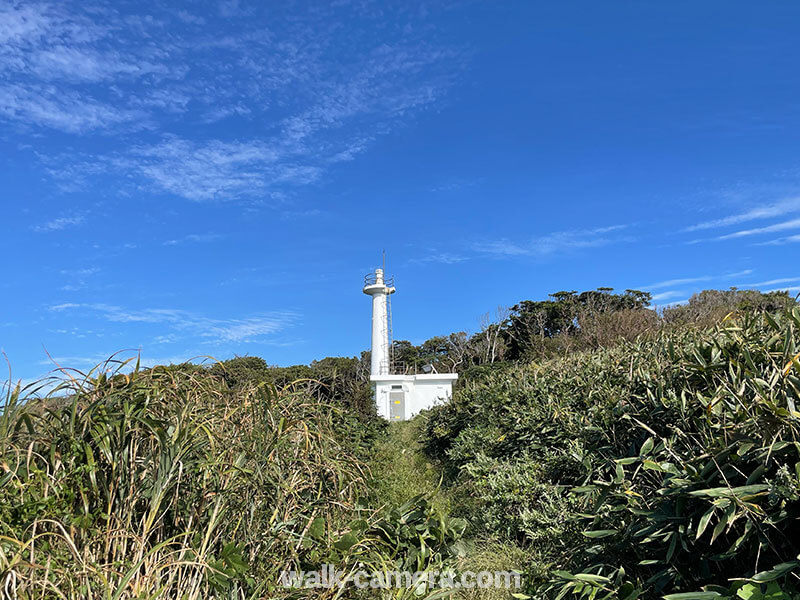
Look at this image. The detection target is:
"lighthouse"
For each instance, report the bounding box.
[363,266,457,421]
[362,268,395,376]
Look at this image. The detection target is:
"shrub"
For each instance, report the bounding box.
[0,358,451,599]
[423,307,800,599]
[663,289,795,328]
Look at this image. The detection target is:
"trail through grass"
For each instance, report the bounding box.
[370,419,451,513]
[369,419,528,599]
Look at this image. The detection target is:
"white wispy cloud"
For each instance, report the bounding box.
[660,298,690,308]
[684,197,800,232]
[756,234,800,246]
[641,269,753,290]
[650,290,684,302]
[49,302,82,311]
[0,3,169,132]
[0,84,146,133]
[48,302,298,343]
[738,277,800,288]
[59,266,100,291]
[163,233,224,246]
[2,1,460,207]
[715,217,800,240]
[408,252,468,265]
[473,225,631,258]
[33,214,85,232]
[0,3,52,46]
[428,177,482,193]
[28,45,168,83]
[113,137,292,201]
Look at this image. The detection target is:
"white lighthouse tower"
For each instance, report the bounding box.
[363,266,458,421]
[363,268,395,377]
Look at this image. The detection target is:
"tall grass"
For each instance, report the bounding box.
[0,357,370,599]
[1,357,472,599]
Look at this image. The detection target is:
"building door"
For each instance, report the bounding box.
[389,390,405,420]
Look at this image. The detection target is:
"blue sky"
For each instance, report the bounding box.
[2,0,800,383]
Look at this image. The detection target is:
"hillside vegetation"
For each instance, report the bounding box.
[423,306,800,599]
[0,362,463,599]
[2,286,799,599]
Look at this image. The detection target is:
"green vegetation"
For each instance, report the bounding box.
[423,305,800,599]
[0,360,461,599]
[3,285,799,599]
[370,420,450,512]
[370,421,528,600]
[392,287,796,371]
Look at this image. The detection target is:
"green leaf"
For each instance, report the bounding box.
[688,484,768,499]
[736,583,761,600]
[710,513,728,544]
[333,532,358,551]
[666,533,678,562]
[583,529,617,539]
[573,574,611,584]
[696,507,715,540]
[307,516,325,540]
[662,592,723,600]
[751,561,799,583]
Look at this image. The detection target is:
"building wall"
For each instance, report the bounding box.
[407,379,451,417]
[372,374,457,420]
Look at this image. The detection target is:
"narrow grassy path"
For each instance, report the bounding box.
[369,419,451,513]
[368,418,527,600]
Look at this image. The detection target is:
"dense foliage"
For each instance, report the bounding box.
[423,306,800,599]
[3,286,797,599]
[391,288,796,373]
[0,359,461,599]
[209,354,383,457]
[208,354,374,419]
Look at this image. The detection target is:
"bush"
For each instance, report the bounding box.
[423,306,800,599]
[0,358,451,599]
[663,289,795,328]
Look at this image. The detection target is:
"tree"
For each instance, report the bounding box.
[504,288,653,360]
[444,331,470,372]
[473,306,508,365]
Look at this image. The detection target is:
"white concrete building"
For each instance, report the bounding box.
[363,268,457,421]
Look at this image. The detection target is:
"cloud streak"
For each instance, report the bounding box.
[33,214,85,232]
[650,290,684,302]
[473,225,631,258]
[641,269,753,290]
[715,218,800,240]
[738,277,800,288]
[684,198,800,232]
[113,137,320,201]
[48,302,298,343]
[758,234,800,246]
[163,233,224,246]
[408,252,468,265]
[0,85,146,133]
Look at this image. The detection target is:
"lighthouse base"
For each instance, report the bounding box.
[371,373,458,421]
